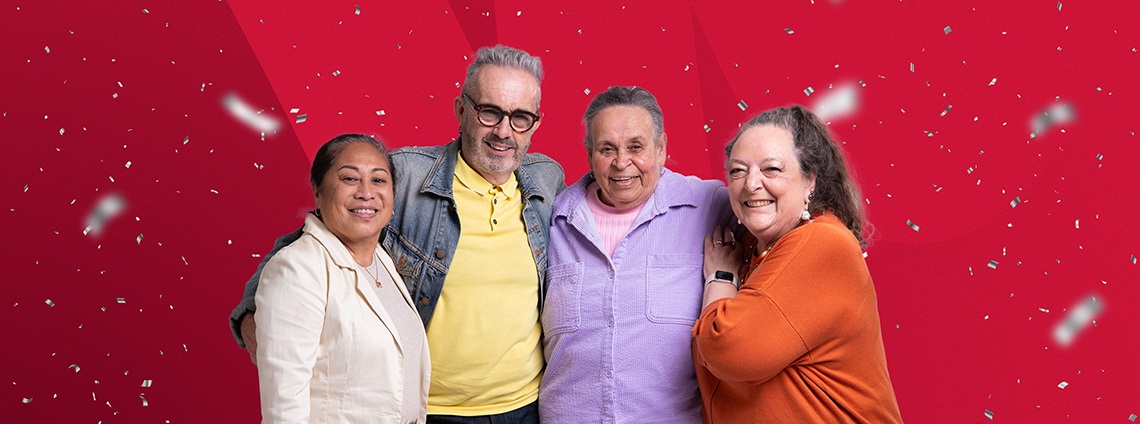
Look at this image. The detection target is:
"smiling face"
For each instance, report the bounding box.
[726,124,816,247]
[314,142,394,249]
[454,65,542,185]
[587,105,667,210]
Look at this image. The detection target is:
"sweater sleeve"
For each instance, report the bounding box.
[692,217,867,384]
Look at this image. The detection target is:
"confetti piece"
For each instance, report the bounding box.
[1096,153,1103,160]
[943,26,951,35]
[909,63,915,72]
[812,83,858,122]
[1010,197,1021,207]
[784,28,794,34]
[924,130,934,137]
[181,256,188,265]
[84,193,127,237]
[125,161,131,169]
[1058,381,1068,389]
[296,114,307,123]
[803,86,814,96]
[117,298,126,303]
[906,220,920,232]
[140,395,148,407]
[703,124,711,133]
[1128,413,1136,422]
[59,128,65,135]
[45,299,55,307]
[1053,295,1104,347]
[376,110,386,116]
[354,4,361,15]
[940,105,952,116]
[737,100,748,111]
[22,398,32,404]
[141,380,152,387]
[332,70,341,76]
[69,364,80,372]
[45,46,50,53]
[222,93,282,134]
[1030,102,1076,138]
[1075,219,1079,229]
[289,108,300,114]
[142,8,149,13]
[583,88,590,95]
[1057,1,1062,10]
[136,234,143,245]
[988,78,997,86]
[24,184,29,192]
[984,410,994,420]
[987,260,998,269]
[1132,254,1136,264]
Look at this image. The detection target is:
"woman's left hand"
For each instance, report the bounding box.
[704,225,744,283]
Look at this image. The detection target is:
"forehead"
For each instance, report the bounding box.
[471,66,540,110]
[592,105,655,140]
[332,143,388,167]
[733,125,796,161]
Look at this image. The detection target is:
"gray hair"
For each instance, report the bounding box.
[582,86,665,150]
[461,45,544,107]
[725,105,869,247]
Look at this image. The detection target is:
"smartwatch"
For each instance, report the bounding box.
[704,270,739,289]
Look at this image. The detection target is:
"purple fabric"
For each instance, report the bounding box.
[540,169,732,423]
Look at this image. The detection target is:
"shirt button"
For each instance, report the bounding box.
[492,219,498,224]
[605,370,613,378]
[608,318,614,327]
[435,250,446,259]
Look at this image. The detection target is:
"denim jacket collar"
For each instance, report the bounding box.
[420,141,552,204]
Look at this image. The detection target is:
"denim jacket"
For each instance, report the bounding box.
[229,140,565,346]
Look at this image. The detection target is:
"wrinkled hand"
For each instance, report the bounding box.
[704,225,745,280]
[241,313,257,365]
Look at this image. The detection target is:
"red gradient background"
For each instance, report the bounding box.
[3,1,1137,422]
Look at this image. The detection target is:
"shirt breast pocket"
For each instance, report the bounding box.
[542,262,583,336]
[645,254,703,325]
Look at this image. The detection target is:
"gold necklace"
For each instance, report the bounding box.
[361,252,382,288]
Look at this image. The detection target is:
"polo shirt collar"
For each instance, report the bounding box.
[455,151,518,199]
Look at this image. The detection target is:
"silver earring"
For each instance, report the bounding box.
[801,203,811,221]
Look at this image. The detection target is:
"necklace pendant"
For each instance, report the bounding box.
[375,281,382,288]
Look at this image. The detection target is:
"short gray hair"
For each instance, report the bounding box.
[462,45,544,107]
[582,86,665,150]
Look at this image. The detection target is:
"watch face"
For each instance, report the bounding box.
[715,270,734,281]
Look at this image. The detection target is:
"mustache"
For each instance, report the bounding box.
[481,134,517,149]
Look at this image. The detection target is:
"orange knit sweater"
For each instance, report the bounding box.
[691,214,902,423]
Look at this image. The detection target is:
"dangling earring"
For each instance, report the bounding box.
[801,191,813,221]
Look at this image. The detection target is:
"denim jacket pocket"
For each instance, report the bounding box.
[542,262,583,336]
[645,254,703,325]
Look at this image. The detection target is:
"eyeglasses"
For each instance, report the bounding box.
[462,93,541,133]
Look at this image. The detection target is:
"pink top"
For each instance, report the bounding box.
[584,182,644,257]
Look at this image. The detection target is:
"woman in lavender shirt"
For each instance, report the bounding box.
[540,86,734,423]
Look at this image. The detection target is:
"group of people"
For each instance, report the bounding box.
[228,45,903,423]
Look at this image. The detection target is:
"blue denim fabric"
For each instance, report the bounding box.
[229,141,565,345]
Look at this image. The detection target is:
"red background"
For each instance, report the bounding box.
[3,1,1137,422]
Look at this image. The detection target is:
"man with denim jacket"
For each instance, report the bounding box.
[229,45,564,423]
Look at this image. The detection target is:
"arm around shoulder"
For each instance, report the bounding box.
[228,227,304,348]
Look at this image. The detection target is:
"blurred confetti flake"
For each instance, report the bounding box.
[811,83,858,122]
[803,86,815,96]
[984,409,994,420]
[117,298,126,304]
[1053,295,1104,347]
[296,114,308,124]
[784,28,794,34]
[987,260,998,269]
[1030,102,1075,138]
[940,105,952,116]
[22,398,32,404]
[943,26,951,35]
[988,77,997,86]
[1010,197,1021,207]
[738,100,748,111]
[222,93,282,134]
[906,220,920,232]
[84,193,127,237]
[1129,413,1137,421]
[69,364,79,372]
[140,395,148,406]
[141,380,152,387]
[136,234,143,244]
[354,4,361,15]
[1058,381,1069,389]
[703,124,711,133]
[45,299,55,307]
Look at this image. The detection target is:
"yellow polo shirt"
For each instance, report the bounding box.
[425,153,543,416]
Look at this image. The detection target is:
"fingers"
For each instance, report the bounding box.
[241,314,258,365]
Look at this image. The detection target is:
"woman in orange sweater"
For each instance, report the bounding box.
[692,105,902,423]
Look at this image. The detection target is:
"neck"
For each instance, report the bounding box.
[343,240,378,267]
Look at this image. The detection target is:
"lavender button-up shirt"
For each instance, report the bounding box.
[540,169,733,423]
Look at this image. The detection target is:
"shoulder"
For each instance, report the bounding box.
[518,152,566,191]
[262,232,326,274]
[786,214,862,258]
[391,145,445,165]
[659,169,728,208]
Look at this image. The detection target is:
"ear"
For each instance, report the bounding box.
[454,95,466,125]
[804,174,817,203]
[656,132,668,161]
[530,115,543,133]
[312,183,321,199]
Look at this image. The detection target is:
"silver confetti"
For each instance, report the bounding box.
[988,77,997,86]
[117,298,126,304]
[943,26,951,35]
[984,409,994,420]
[136,234,143,244]
[354,4,361,15]
[1058,381,1068,389]
[24,184,29,192]
[803,86,814,96]
[296,114,307,123]
[183,136,189,145]
[140,395,148,407]
[142,8,149,14]
[45,299,55,307]
[1057,1,1062,10]
[1128,413,1136,422]
[141,380,152,387]
[1132,254,1136,264]
[1010,197,1021,208]
[811,83,858,122]
[940,105,952,116]
[376,110,386,116]
[289,108,300,114]
[84,193,127,237]
[332,70,341,77]
[924,130,934,137]
[1053,295,1104,347]
[703,124,711,133]
[1075,219,1079,229]
[1030,102,1076,138]
[222,93,282,134]
[987,260,998,269]
[583,88,590,95]
[906,220,919,232]
[909,62,914,72]
[125,161,131,169]
[22,398,32,404]
[69,364,79,372]
[45,45,50,53]
[784,28,794,34]
[737,100,748,111]
[1096,153,1103,160]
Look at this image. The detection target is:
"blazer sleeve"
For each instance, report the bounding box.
[229,227,304,347]
[255,241,327,424]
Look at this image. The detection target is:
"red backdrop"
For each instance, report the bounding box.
[3,1,1137,422]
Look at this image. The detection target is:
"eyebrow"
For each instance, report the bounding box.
[338,165,390,174]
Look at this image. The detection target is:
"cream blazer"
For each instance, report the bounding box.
[256,214,430,423]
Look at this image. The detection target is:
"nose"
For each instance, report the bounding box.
[354,181,376,199]
[613,148,632,168]
[492,117,514,139]
[745,170,764,193]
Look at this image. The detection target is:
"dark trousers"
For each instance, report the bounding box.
[426,401,539,424]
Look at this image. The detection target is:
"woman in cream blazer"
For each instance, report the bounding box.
[256,135,430,424]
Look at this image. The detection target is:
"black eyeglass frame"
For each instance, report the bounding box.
[461,93,541,133]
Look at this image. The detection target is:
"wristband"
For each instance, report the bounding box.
[703,270,739,289]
